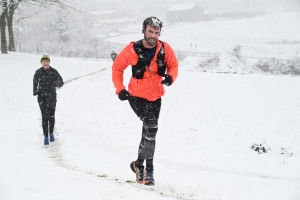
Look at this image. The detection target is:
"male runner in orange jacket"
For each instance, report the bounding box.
[112,16,178,186]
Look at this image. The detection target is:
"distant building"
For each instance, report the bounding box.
[166,3,204,23]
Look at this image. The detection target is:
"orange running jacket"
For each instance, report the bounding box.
[112,41,178,101]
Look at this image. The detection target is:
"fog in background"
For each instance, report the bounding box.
[79,0,300,11]
[11,0,300,59]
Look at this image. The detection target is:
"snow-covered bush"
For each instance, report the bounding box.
[286,56,300,75]
[198,54,219,68]
[256,58,280,73]
[251,143,269,154]
[232,45,242,59]
[256,56,300,75]
[227,44,245,64]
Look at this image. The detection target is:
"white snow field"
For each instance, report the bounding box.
[1,11,300,200]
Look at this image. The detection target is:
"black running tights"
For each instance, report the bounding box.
[128,96,161,167]
[38,95,57,137]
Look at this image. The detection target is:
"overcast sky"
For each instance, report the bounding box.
[76,0,300,12]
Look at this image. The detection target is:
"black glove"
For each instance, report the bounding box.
[161,74,173,86]
[118,89,130,101]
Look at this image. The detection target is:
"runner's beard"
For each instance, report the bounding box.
[144,34,157,47]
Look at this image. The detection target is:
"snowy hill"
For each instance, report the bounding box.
[1,52,300,200]
[111,12,300,61]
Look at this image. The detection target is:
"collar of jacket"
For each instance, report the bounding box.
[133,40,163,56]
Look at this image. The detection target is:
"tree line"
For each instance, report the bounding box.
[0,0,77,54]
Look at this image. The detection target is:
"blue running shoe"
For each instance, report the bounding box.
[144,165,155,186]
[44,137,49,146]
[50,133,55,142]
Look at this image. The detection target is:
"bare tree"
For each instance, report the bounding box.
[1,0,80,54]
[7,0,19,51]
[1,0,8,54]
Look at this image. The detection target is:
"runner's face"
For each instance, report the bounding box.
[41,60,50,69]
[143,25,160,47]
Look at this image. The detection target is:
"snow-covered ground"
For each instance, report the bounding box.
[1,11,300,200]
[1,50,300,200]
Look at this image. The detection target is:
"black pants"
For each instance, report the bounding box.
[128,96,161,166]
[38,95,57,137]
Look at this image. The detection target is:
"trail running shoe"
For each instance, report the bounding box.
[144,165,155,186]
[130,161,144,184]
[49,133,55,142]
[44,137,49,146]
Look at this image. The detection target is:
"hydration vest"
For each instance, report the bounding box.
[132,40,166,79]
